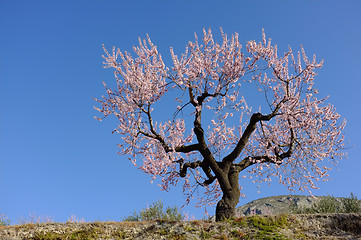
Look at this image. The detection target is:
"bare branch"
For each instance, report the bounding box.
[223,96,288,165]
[191,90,227,189]
[175,159,202,177]
[174,144,200,153]
[175,158,216,186]
[143,104,171,152]
[234,121,296,172]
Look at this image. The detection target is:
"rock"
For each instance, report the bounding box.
[235,195,319,216]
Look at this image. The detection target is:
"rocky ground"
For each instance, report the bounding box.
[2,195,360,239]
[1,213,360,239]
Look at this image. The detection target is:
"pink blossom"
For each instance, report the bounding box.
[95,28,347,208]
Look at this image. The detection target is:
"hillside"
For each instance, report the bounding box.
[1,213,361,239]
[235,194,354,216]
[235,195,322,216]
[206,194,361,221]
[1,195,361,239]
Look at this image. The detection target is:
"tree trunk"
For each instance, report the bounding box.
[215,165,241,221]
[215,196,238,221]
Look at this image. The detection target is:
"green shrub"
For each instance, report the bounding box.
[122,200,184,221]
[312,195,342,213]
[295,193,361,214]
[0,213,10,226]
[341,192,361,213]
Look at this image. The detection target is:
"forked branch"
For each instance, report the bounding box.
[222,97,288,165]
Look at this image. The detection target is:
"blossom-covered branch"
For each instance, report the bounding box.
[95,28,346,220]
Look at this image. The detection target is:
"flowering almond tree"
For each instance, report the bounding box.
[95,29,346,221]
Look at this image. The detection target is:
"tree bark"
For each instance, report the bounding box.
[215,165,241,221]
[215,196,238,221]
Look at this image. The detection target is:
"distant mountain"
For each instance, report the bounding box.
[210,194,360,221]
[235,195,321,216]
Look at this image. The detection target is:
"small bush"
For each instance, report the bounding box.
[295,193,361,214]
[122,200,184,221]
[0,213,10,226]
[67,214,85,223]
[18,212,54,224]
[341,192,361,213]
[312,195,342,213]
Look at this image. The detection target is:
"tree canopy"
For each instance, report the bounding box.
[95,29,346,218]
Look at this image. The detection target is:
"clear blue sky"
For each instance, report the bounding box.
[1,0,360,224]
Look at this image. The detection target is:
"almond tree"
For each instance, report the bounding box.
[95,29,346,221]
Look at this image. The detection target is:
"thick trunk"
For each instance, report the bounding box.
[215,165,241,221]
[215,195,239,221]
